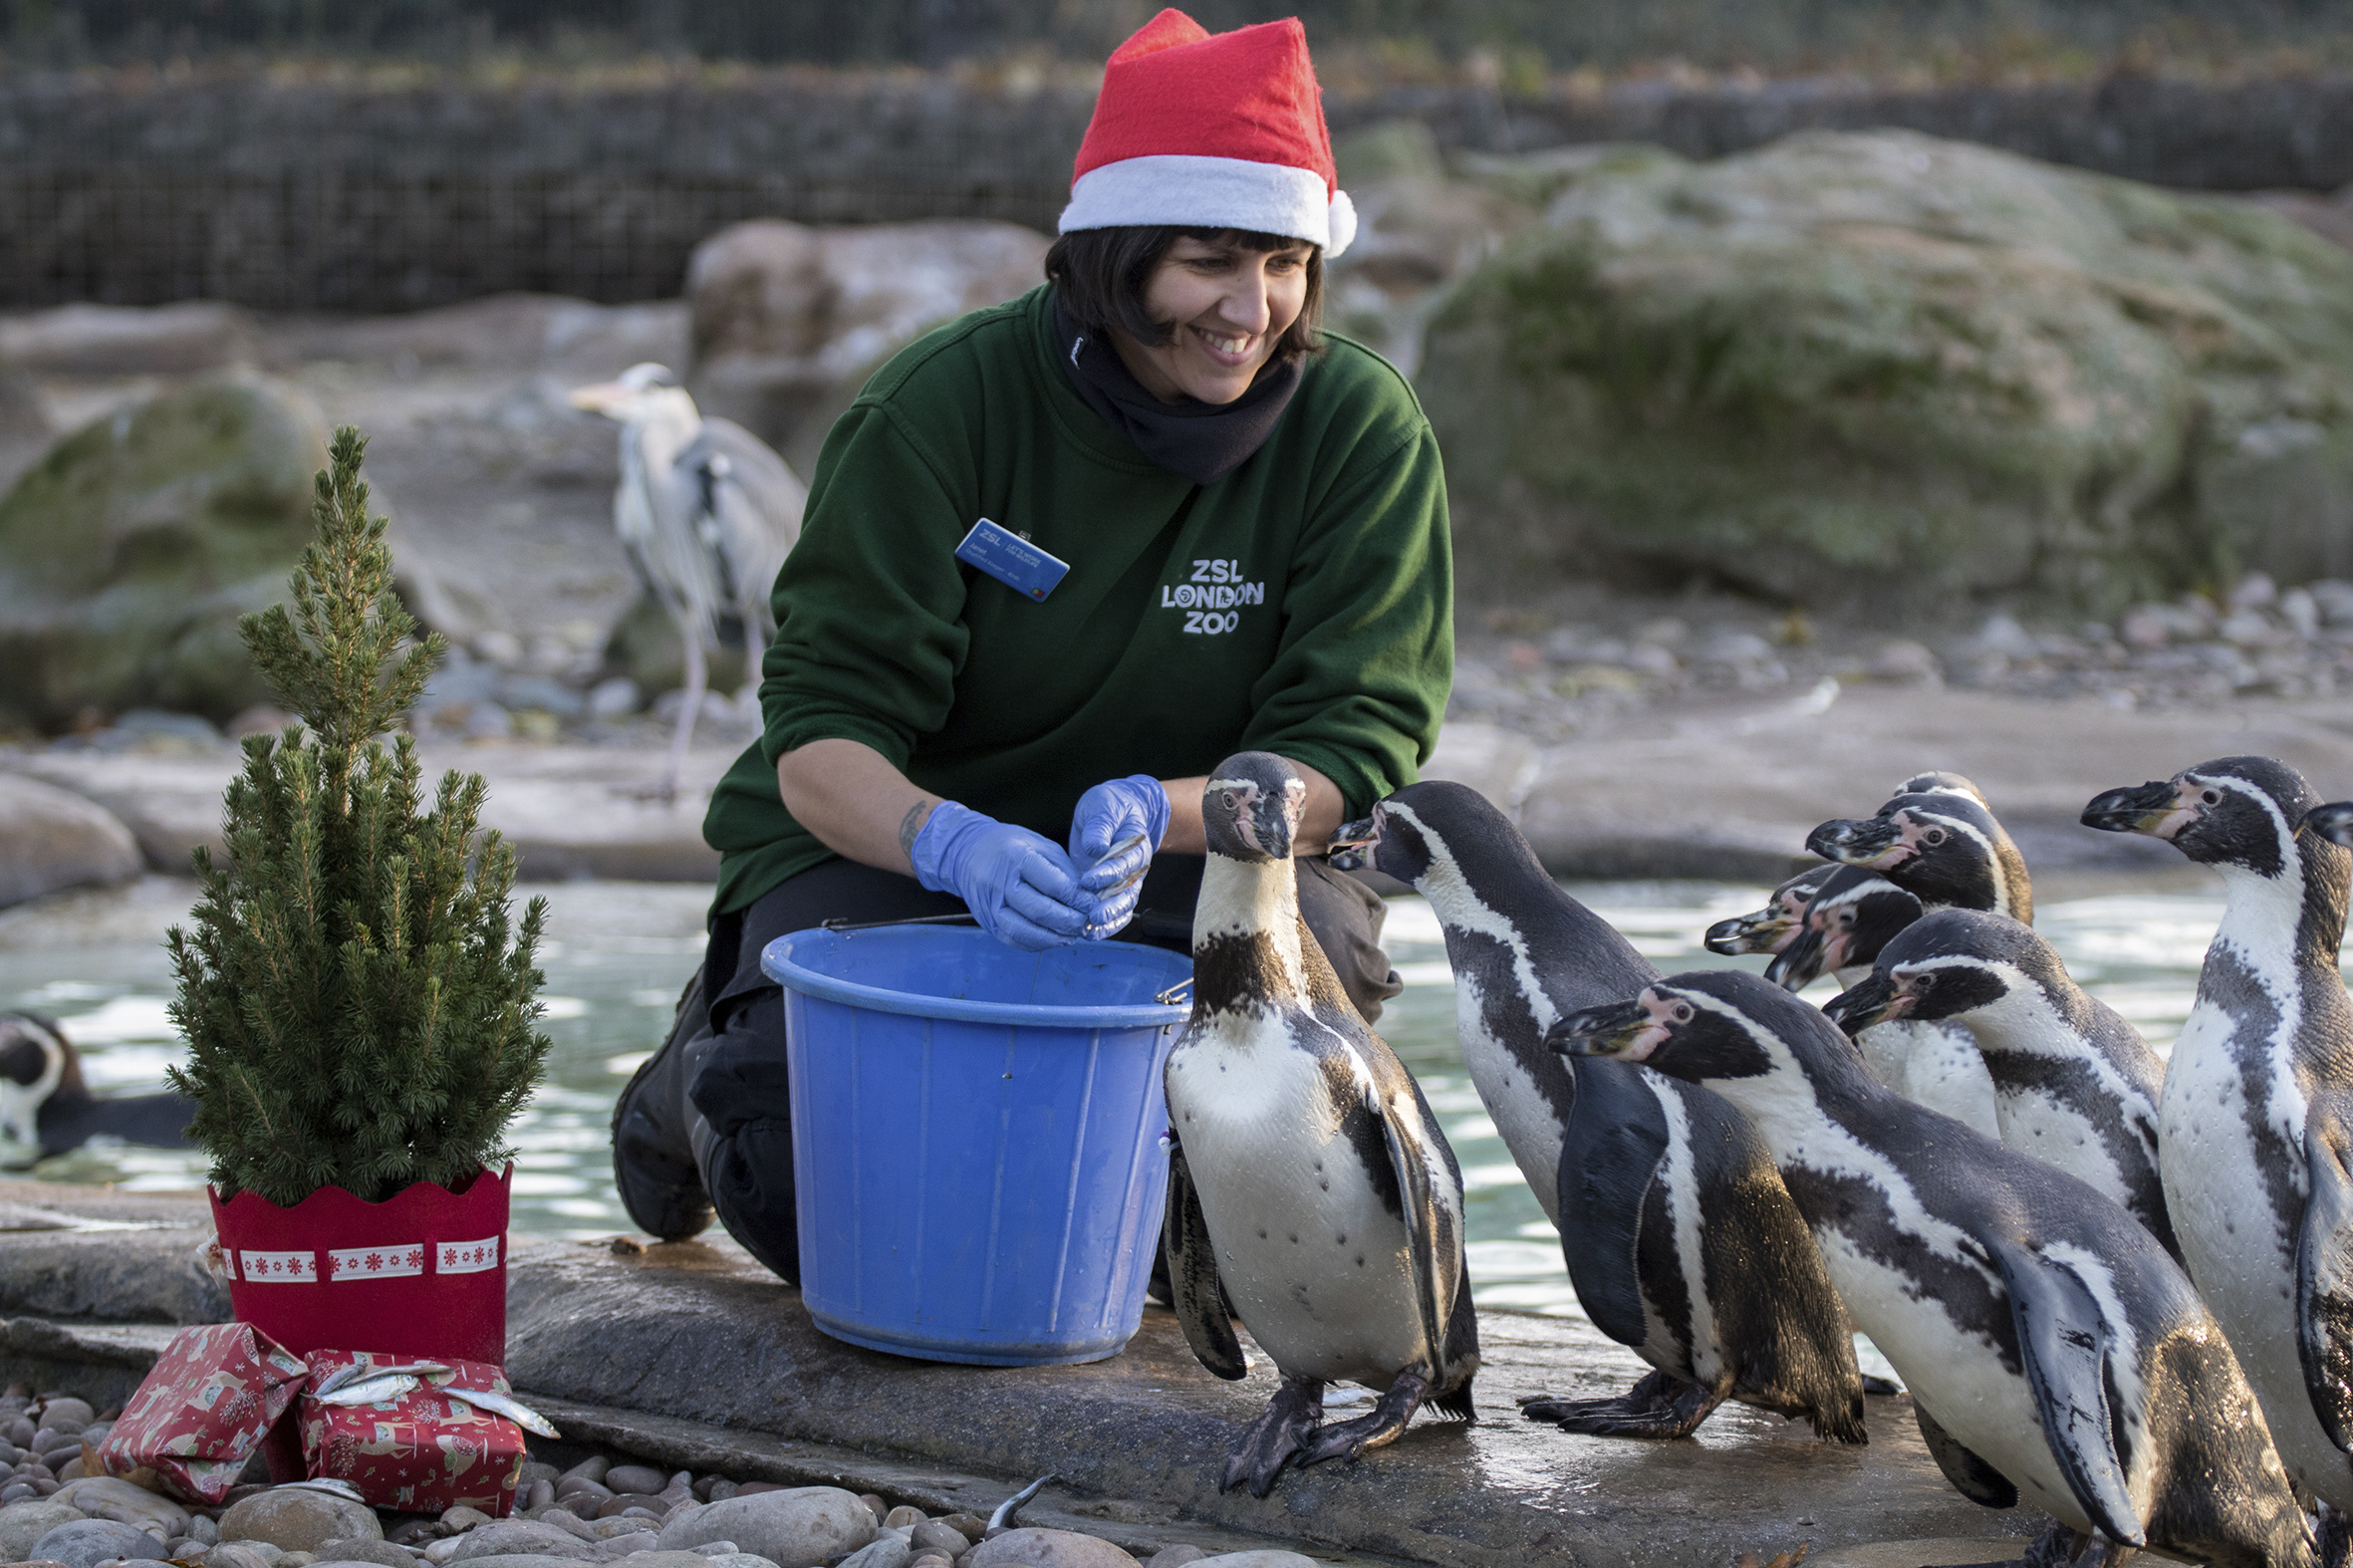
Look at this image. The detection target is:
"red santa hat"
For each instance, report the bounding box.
[1058,9,1357,258]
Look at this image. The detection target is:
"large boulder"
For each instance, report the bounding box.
[0,376,328,729]
[686,219,1050,446]
[1419,129,2353,616]
[0,775,141,907]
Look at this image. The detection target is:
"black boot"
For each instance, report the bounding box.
[609,969,717,1240]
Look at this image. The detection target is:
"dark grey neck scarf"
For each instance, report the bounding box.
[1051,293,1302,486]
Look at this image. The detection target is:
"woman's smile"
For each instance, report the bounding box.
[1111,233,1310,405]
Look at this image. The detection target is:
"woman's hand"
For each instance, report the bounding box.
[776,738,1092,949]
[1068,775,1173,937]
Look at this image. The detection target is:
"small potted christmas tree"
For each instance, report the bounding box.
[168,427,550,1365]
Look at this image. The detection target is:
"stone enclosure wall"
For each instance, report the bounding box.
[3,68,2352,311]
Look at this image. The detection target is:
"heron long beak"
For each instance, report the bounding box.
[2080,780,2188,837]
[1764,921,1830,991]
[2306,803,2353,847]
[1545,998,1655,1059]
[1703,906,1788,956]
[1821,972,1901,1035]
[567,381,628,414]
[1807,815,1907,868]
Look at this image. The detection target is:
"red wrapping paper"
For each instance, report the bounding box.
[95,1324,309,1503]
[297,1350,527,1515]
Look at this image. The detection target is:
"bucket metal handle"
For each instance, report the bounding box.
[820,913,979,933]
[1156,976,1194,1007]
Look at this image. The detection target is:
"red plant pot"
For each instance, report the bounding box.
[209,1165,511,1367]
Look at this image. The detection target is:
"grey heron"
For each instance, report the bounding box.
[570,363,807,800]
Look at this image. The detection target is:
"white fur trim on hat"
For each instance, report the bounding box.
[1060,153,1345,252]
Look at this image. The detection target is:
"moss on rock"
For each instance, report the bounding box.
[1420,129,2353,614]
[0,376,327,728]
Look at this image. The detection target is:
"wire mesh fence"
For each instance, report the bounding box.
[2,27,2351,312]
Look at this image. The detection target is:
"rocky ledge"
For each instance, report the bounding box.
[0,1181,2038,1568]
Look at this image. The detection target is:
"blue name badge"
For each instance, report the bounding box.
[954,518,1069,603]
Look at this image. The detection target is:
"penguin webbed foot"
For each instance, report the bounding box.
[1518,1368,1724,1440]
[1217,1374,1324,1498]
[1860,1373,1902,1397]
[1297,1366,1432,1468]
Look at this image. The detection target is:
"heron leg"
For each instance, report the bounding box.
[658,617,707,804]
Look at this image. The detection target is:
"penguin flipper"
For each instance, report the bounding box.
[1913,1400,2018,1509]
[2296,1094,2353,1452]
[1166,1139,1247,1381]
[1432,1251,1480,1420]
[1373,1086,1452,1386]
[1991,1241,2146,1548]
[1553,1058,1670,1349]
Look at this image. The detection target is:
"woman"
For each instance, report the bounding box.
[614,8,1454,1282]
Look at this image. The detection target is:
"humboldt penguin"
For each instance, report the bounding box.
[1555,968,2313,1568]
[1807,781,2031,1136]
[1808,783,2033,923]
[1702,864,1844,964]
[1163,753,1477,1497]
[1760,864,1923,990]
[1822,909,2179,1261]
[1330,780,1867,1442]
[2084,758,2353,1547]
[0,1012,195,1168]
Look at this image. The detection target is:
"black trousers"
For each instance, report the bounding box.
[676,854,1403,1284]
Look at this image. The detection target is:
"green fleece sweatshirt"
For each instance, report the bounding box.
[702,284,1453,915]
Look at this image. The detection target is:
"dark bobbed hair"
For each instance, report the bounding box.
[1044,226,1324,361]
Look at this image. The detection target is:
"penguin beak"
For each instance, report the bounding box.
[1326,809,1381,872]
[1807,815,1909,869]
[1763,920,1829,991]
[1546,997,1665,1061]
[2080,779,2192,838]
[1821,971,1901,1035]
[2304,802,2353,848]
[1703,905,1789,956]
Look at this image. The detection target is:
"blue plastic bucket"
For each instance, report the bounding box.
[761,924,1193,1366]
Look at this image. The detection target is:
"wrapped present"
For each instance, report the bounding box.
[95,1323,310,1503]
[297,1350,539,1515]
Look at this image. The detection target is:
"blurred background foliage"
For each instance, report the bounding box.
[5,0,2353,82]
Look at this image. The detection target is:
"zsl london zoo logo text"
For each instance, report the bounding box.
[1162,559,1264,636]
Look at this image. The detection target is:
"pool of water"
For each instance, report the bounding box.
[0,878,2226,1331]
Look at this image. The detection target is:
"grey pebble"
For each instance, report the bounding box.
[523,1483,555,1513]
[536,1512,596,1544]
[834,1540,912,1568]
[880,1509,925,1531]
[32,1520,166,1568]
[908,1524,967,1556]
[600,1470,664,1500]
[314,1541,412,1568]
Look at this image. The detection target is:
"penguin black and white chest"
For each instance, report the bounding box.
[1333,780,1866,1442]
[0,1013,195,1168]
[2085,757,2353,1521]
[1822,908,2179,1261]
[1161,753,1477,1498]
[1557,969,2312,1568]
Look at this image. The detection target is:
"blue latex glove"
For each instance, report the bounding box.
[1069,774,1172,939]
[909,801,1090,951]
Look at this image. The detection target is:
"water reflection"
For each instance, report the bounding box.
[0,879,2226,1333]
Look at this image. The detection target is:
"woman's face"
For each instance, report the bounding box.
[1113,234,1312,405]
